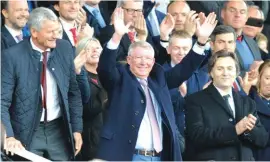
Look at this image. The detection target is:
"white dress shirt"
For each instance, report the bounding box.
[30,38,62,122]
[5,25,23,43]
[59,18,77,46]
[214,85,236,118]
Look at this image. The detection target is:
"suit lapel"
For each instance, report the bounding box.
[207,84,235,118]
[2,26,17,46]
[232,91,244,122]
[243,35,261,60]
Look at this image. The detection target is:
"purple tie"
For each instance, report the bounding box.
[16,34,23,42]
[139,79,162,152]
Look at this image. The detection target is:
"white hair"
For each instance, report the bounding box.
[128,41,155,56]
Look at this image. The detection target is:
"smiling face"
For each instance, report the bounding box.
[127,46,155,79]
[2,0,29,30]
[85,40,103,65]
[55,0,80,22]
[210,57,237,91]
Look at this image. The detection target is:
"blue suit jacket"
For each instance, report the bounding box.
[1,26,17,51]
[96,44,206,161]
[249,87,270,161]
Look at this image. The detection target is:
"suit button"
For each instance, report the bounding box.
[141,100,144,104]
[229,118,233,122]
[52,68,55,71]
[128,140,132,144]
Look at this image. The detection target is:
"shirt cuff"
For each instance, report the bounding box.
[160,41,169,48]
[192,42,206,55]
[107,38,120,50]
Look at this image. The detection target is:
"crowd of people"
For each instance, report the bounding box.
[1,0,270,161]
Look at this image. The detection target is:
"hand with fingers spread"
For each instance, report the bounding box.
[198,12,206,26]
[4,137,25,156]
[112,8,132,43]
[73,132,83,156]
[238,71,258,94]
[196,12,218,44]
[160,13,175,40]
[74,49,87,74]
[184,10,199,37]
[77,24,94,45]
[134,14,148,41]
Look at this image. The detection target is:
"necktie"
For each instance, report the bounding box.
[92,8,106,28]
[69,28,77,45]
[223,94,234,117]
[237,35,243,42]
[41,52,48,122]
[148,11,160,36]
[139,79,162,153]
[16,34,23,42]
[128,32,135,43]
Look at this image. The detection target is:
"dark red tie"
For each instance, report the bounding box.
[128,31,135,43]
[41,51,48,122]
[69,28,77,45]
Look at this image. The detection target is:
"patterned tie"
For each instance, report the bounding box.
[92,8,106,28]
[16,34,23,42]
[223,94,234,117]
[69,27,77,45]
[128,31,135,43]
[41,52,48,122]
[139,79,162,153]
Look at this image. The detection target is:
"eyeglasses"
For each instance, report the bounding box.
[122,7,143,15]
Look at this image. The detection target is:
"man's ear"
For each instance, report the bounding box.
[210,41,214,51]
[54,3,60,12]
[2,9,8,19]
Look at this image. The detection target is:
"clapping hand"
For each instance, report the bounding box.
[134,14,148,41]
[184,10,199,36]
[160,13,175,40]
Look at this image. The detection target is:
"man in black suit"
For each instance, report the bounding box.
[1,7,83,161]
[1,0,29,50]
[83,0,110,37]
[221,0,262,75]
[185,50,268,161]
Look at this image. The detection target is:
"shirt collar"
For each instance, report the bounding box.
[59,17,76,31]
[214,84,233,98]
[30,37,50,53]
[5,25,22,38]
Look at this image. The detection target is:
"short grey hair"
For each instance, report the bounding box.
[249,5,265,20]
[27,7,58,31]
[128,41,155,56]
[118,0,143,7]
[76,37,99,56]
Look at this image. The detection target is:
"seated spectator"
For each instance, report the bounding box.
[1,0,29,51]
[185,50,268,161]
[256,33,269,54]
[221,0,262,74]
[248,60,270,161]
[74,37,108,160]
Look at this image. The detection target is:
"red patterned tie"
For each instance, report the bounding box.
[128,31,135,43]
[237,35,243,42]
[41,52,48,122]
[69,28,77,45]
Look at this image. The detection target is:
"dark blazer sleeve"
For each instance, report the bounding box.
[76,67,91,104]
[185,95,240,147]
[241,98,269,148]
[165,49,205,89]
[1,50,15,137]
[97,45,121,91]
[67,46,83,133]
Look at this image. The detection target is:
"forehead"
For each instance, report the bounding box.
[226,1,247,10]
[123,1,143,9]
[262,66,270,76]
[86,40,101,47]
[214,57,236,67]
[8,0,28,9]
[248,7,261,18]
[215,33,235,41]
[131,46,154,57]
[40,20,59,30]
[168,2,190,13]
[170,37,192,47]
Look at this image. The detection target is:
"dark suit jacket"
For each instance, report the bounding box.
[1,39,83,158]
[96,43,206,161]
[236,35,262,76]
[249,87,270,161]
[1,26,18,51]
[83,3,110,38]
[185,84,268,161]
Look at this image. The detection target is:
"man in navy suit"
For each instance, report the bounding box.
[96,7,217,161]
[1,0,29,51]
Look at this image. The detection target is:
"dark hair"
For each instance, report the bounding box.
[208,49,240,75]
[210,25,237,42]
[167,0,190,12]
[222,0,248,10]
[1,1,8,11]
